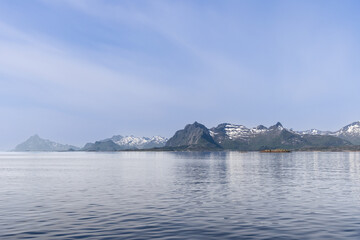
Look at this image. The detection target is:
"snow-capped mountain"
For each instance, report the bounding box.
[83,135,168,151]
[14,135,79,151]
[209,122,312,150]
[109,135,168,149]
[335,121,360,135]
[210,123,270,140]
[167,121,351,151]
[297,129,332,135]
[209,122,283,141]
[333,121,360,144]
[298,121,360,145]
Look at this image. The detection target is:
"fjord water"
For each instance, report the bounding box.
[1,152,360,239]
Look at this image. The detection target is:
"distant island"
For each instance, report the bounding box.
[14,135,80,152]
[13,121,360,152]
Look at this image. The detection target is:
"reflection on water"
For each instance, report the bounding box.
[1,152,360,239]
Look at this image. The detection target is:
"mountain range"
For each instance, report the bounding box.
[165,122,354,151]
[13,121,360,151]
[82,135,168,151]
[297,121,360,145]
[14,135,168,152]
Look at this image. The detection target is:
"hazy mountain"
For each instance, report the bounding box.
[14,135,79,152]
[165,122,221,150]
[82,135,167,151]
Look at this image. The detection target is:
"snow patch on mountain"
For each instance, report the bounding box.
[108,135,168,149]
[297,121,360,145]
[223,124,252,140]
[297,129,330,135]
[211,122,287,140]
[335,121,360,136]
[298,122,360,137]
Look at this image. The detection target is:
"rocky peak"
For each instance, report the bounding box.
[166,121,220,149]
[269,122,284,130]
[256,125,267,130]
[185,121,209,131]
[338,121,360,134]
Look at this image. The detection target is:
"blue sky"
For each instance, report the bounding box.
[0,0,360,149]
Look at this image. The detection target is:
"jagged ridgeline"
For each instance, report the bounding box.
[297,121,360,145]
[165,122,354,151]
[14,135,168,152]
[13,121,360,151]
[82,135,168,151]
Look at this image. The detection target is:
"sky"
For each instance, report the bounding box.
[0,0,360,150]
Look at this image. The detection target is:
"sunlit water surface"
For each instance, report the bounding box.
[1,152,360,239]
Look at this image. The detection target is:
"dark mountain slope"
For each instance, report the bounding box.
[166,122,221,150]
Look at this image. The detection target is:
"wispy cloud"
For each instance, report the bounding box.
[0,0,360,149]
[0,21,176,111]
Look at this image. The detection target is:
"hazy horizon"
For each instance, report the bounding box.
[1,0,360,150]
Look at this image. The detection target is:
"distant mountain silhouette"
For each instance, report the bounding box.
[13,121,360,152]
[14,135,79,151]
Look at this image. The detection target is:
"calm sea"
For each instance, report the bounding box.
[1,151,360,239]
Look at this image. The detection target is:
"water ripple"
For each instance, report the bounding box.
[1,152,360,239]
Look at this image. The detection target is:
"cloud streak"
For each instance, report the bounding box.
[0,0,359,149]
